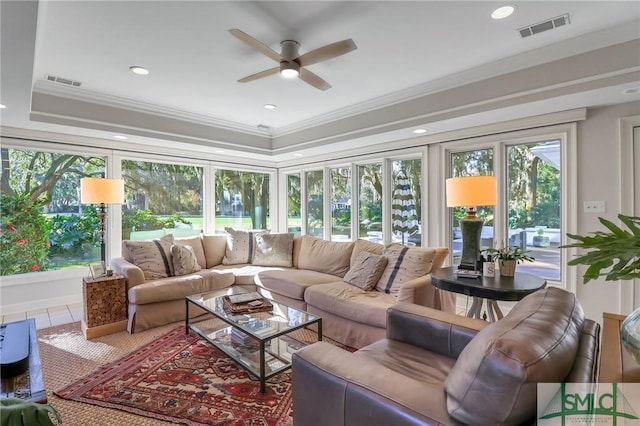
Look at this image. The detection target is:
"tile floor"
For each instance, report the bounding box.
[1,303,83,330]
[2,295,512,331]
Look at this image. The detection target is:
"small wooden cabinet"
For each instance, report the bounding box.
[82,274,127,339]
[599,312,640,382]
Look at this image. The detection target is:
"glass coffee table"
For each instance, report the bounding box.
[185,287,322,393]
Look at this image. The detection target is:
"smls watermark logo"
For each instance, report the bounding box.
[538,383,640,425]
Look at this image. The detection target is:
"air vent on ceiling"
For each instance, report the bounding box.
[45,75,82,87]
[518,13,570,38]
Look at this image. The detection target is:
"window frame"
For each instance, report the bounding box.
[440,123,577,291]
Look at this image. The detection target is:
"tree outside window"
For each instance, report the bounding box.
[287,174,301,235]
[0,147,105,275]
[306,170,323,237]
[214,169,270,232]
[121,160,203,240]
[358,163,383,241]
[330,167,351,240]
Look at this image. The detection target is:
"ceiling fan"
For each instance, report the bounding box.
[229,29,357,91]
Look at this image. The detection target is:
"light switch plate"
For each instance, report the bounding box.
[583,201,605,213]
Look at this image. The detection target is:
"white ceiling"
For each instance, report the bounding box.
[1,1,639,163]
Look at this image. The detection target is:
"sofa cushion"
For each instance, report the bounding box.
[124,234,175,280]
[171,244,202,276]
[128,269,235,305]
[375,245,436,295]
[211,264,286,285]
[444,287,584,425]
[344,251,388,291]
[252,233,294,267]
[350,238,384,267]
[202,234,227,268]
[174,236,206,269]
[255,269,341,301]
[304,281,396,328]
[297,235,355,278]
[222,227,268,265]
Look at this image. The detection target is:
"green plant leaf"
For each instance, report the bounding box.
[0,398,62,425]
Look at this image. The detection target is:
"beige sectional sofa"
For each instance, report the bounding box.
[111,232,455,348]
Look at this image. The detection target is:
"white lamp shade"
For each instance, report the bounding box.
[80,178,125,204]
[446,176,497,207]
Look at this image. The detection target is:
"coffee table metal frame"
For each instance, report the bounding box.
[185,287,322,393]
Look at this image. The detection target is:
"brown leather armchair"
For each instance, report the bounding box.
[292,287,599,426]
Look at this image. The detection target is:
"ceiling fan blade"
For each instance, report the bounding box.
[238,67,280,83]
[297,39,357,67]
[299,68,331,91]
[229,29,282,63]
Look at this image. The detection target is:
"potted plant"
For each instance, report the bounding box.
[562,214,640,363]
[482,245,535,277]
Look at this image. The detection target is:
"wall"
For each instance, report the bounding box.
[574,101,640,322]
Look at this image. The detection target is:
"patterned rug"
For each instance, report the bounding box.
[55,326,296,426]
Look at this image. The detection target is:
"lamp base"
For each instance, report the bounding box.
[459,209,484,270]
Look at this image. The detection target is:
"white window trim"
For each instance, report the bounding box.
[618,115,640,313]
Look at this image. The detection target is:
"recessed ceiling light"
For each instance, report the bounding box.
[129,66,149,75]
[623,87,640,94]
[413,128,427,134]
[0,104,6,109]
[113,135,127,140]
[264,104,277,110]
[215,150,225,154]
[293,153,303,157]
[491,5,515,20]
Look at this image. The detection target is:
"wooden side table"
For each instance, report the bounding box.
[599,312,640,382]
[431,267,546,321]
[82,274,127,339]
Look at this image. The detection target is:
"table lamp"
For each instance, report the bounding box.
[446,176,497,270]
[80,177,125,264]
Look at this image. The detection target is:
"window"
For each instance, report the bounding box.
[357,163,383,242]
[0,147,105,275]
[306,170,324,237]
[330,167,351,240]
[506,140,561,280]
[446,131,567,282]
[214,169,270,233]
[449,149,495,266]
[121,160,203,240]
[287,174,301,235]
[392,159,421,245]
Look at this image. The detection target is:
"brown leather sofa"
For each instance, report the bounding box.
[292,287,600,426]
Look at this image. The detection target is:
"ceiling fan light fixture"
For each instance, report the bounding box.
[280,61,300,79]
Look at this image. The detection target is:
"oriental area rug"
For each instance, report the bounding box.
[54,325,295,426]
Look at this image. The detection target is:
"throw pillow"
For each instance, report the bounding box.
[222,227,269,265]
[297,235,355,278]
[252,233,294,267]
[124,234,175,280]
[171,244,202,276]
[375,244,436,295]
[343,251,388,291]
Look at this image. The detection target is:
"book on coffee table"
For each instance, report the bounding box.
[223,295,273,314]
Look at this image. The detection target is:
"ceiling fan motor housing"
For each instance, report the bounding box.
[280,40,300,61]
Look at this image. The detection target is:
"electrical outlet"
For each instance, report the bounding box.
[583,201,605,213]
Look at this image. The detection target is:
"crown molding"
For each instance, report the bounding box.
[32,80,271,137]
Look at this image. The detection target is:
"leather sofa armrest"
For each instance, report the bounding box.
[387,303,488,359]
[293,342,451,426]
[111,257,145,290]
